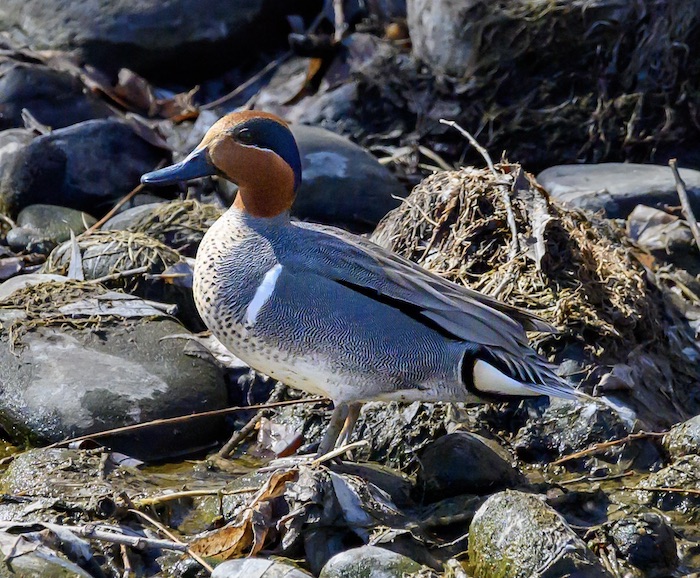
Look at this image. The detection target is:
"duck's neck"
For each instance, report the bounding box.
[233,184,295,219]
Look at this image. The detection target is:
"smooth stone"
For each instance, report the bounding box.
[0,307,227,460]
[218,123,407,232]
[319,545,426,578]
[663,414,700,459]
[0,1,305,80]
[213,558,312,578]
[607,513,678,578]
[416,432,525,501]
[0,63,112,131]
[537,163,700,218]
[468,490,610,578]
[7,204,97,252]
[0,128,34,168]
[102,203,164,231]
[0,118,167,217]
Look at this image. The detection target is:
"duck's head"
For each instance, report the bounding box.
[141,111,302,218]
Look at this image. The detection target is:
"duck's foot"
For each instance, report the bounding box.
[316,401,363,457]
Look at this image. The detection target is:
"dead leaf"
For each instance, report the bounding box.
[190,469,298,560]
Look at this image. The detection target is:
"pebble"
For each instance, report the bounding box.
[0,118,167,217]
[468,490,611,578]
[415,432,525,501]
[538,163,700,218]
[213,558,312,578]
[6,204,96,253]
[319,545,427,578]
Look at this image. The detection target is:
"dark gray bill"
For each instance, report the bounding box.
[141,148,215,185]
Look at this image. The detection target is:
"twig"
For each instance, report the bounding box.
[620,485,700,496]
[86,266,150,285]
[46,397,327,449]
[312,440,369,465]
[0,213,16,229]
[550,431,666,466]
[217,409,269,459]
[669,158,700,252]
[130,509,213,574]
[82,159,167,236]
[202,52,292,110]
[0,522,188,552]
[135,487,259,508]
[439,118,496,175]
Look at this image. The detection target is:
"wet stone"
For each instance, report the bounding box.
[213,558,312,578]
[513,400,631,466]
[636,455,700,513]
[663,414,700,459]
[0,282,227,460]
[0,118,167,217]
[468,490,610,578]
[0,63,113,131]
[538,163,700,219]
[6,204,96,253]
[319,545,427,578]
[604,513,678,578]
[415,432,525,502]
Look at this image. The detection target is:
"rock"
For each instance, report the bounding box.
[101,203,163,230]
[513,400,631,465]
[6,204,97,253]
[605,513,678,578]
[636,455,700,512]
[213,558,312,578]
[0,63,113,131]
[537,163,700,219]
[218,123,407,232]
[0,281,227,460]
[468,490,610,578]
[0,118,168,217]
[291,124,407,232]
[663,414,700,459]
[415,432,525,501]
[319,545,426,578]
[0,273,67,300]
[0,128,34,169]
[0,1,303,80]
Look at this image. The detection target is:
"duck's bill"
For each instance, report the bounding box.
[141,148,216,185]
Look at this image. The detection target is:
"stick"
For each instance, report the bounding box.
[620,485,700,496]
[669,158,700,252]
[550,431,665,466]
[217,409,269,459]
[129,509,213,574]
[45,397,327,449]
[82,158,167,236]
[135,487,259,508]
[439,119,496,175]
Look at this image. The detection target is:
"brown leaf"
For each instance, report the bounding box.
[190,469,297,560]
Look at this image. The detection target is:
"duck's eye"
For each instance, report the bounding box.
[234,128,254,144]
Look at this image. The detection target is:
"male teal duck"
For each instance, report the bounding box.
[142,111,589,456]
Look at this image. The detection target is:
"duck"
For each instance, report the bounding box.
[141,110,589,457]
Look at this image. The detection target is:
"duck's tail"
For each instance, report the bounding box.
[462,346,594,403]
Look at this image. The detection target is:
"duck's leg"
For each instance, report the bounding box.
[335,402,362,448]
[316,402,349,457]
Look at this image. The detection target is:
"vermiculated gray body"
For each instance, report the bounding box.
[194,208,577,405]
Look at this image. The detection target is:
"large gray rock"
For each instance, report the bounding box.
[537,163,700,218]
[468,490,610,578]
[0,1,300,79]
[0,63,113,131]
[319,545,426,578]
[213,558,312,578]
[664,414,700,459]
[0,118,168,217]
[292,124,407,232]
[0,282,227,460]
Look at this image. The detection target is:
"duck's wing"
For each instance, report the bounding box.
[289,222,552,355]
